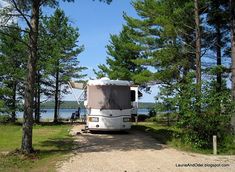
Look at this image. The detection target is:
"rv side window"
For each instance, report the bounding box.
[131,90,136,101]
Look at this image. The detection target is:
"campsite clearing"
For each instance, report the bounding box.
[57,125,235,172]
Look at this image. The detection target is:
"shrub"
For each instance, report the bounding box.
[0,115,11,123]
[146,113,178,126]
[179,112,232,149]
[148,108,156,117]
[137,114,149,122]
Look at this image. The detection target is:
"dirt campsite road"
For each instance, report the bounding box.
[57,125,235,172]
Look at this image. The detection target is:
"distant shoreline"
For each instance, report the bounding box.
[15,108,150,119]
[40,101,155,109]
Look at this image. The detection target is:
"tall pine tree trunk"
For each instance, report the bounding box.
[194,0,201,112]
[216,24,222,92]
[54,69,59,123]
[21,0,40,154]
[230,0,235,132]
[36,80,41,123]
[230,0,235,100]
[35,70,40,123]
[11,80,17,123]
[215,15,222,114]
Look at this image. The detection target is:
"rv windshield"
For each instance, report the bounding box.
[87,85,131,110]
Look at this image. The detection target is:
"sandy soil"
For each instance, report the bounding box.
[57,125,235,172]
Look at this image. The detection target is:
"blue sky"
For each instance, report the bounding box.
[59,0,137,77]
[0,0,158,102]
[55,0,158,102]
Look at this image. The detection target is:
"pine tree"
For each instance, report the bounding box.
[193,0,202,113]
[123,0,198,113]
[207,0,229,92]
[203,0,230,115]
[95,26,145,83]
[124,0,197,83]
[0,25,27,122]
[42,9,85,123]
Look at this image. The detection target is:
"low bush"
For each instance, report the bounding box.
[148,108,156,117]
[178,112,233,149]
[146,113,178,126]
[137,114,149,122]
[0,115,11,123]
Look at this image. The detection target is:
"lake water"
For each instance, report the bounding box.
[16,108,150,119]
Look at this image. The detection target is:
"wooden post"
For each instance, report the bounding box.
[213,135,217,155]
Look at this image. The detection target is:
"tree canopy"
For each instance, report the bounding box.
[95,0,234,148]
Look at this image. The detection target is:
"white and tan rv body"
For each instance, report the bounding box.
[84,78,137,131]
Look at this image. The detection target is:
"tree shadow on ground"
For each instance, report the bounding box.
[132,125,179,144]
[38,122,68,126]
[38,124,178,154]
[39,129,164,154]
[36,137,76,156]
[89,130,130,135]
[69,128,165,153]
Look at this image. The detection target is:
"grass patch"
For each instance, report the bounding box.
[133,122,235,155]
[133,122,181,144]
[0,123,74,172]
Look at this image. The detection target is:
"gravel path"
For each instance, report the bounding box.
[57,125,235,172]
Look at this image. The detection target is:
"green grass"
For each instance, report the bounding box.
[0,125,22,151]
[133,122,235,155]
[0,123,74,172]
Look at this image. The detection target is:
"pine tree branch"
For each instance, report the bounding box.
[0,24,29,33]
[10,0,32,30]
[39,0,47,6]
[183,23,195,31]
[0,30,29,48]
[3,13,31,18]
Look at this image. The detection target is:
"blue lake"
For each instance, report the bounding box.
[16,108,150,119]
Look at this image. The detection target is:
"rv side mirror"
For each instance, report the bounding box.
[131,90,136,101]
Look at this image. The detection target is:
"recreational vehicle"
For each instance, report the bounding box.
[84,78,138,131]
[69,78,139,131]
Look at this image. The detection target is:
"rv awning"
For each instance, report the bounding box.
[68,81,85,89]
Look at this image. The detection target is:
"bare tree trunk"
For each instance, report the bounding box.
[58,84,62,119]
[54,69,59,123]
[216,24,222,92]
[35,70,41,123]
[11,81,17,123]
[230,0,235,133]
[37,80,41,122]
[194,0,201,112]
[34,80,37,121]
[21,0,40,154]
[215,24,222,115]
[230,0,235,100]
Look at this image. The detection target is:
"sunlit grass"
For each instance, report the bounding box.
[0,123,73,172]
